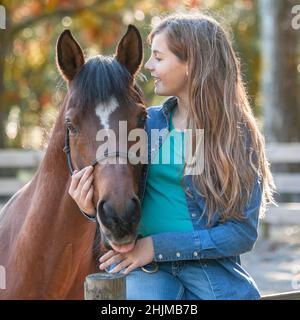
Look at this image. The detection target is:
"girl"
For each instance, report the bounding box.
[69,12,276,300]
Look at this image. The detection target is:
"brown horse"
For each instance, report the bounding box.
[0,25,147,299]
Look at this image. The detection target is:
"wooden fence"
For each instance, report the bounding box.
[262,143,300,235]
[0,149,44,211]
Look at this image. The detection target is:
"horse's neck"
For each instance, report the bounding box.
[34,113,70,210]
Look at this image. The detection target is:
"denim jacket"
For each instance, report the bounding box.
[140,96,262,299]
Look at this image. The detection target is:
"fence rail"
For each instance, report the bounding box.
[0,149,44,168]
[264,143,300,226]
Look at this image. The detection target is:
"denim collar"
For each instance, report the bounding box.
[159,96,178,117]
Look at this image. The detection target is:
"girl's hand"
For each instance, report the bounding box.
[99,237,154,275]
[68,166,96,215]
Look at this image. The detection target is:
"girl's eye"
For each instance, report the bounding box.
[155,57,162,61]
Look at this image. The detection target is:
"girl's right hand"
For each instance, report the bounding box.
[68,166,96,216]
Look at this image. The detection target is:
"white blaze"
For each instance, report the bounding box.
[95,96,119,129]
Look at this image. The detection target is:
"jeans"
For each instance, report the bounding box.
[106,260,216,300]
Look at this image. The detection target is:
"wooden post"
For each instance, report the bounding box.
[84,272,126,300]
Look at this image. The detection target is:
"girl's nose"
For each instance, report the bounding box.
[144,59,152,71]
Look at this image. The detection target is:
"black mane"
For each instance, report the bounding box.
[69,55,135,110]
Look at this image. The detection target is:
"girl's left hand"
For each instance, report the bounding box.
[99,236,154,275]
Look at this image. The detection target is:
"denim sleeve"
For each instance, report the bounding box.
[151,177,263,262]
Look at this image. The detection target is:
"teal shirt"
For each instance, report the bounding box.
[138,107,193,237]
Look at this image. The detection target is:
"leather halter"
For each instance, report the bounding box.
[63,127,129,222]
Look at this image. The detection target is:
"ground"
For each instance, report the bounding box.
[241,224,300,295]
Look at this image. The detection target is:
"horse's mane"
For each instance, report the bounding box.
[68,55,138,110]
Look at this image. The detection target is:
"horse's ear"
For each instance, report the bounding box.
[115,25,143,77]
[56,30,85,81]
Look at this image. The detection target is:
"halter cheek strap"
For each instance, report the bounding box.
[63,127,75,175]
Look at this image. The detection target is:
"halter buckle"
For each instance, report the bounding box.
[141,262,159,274]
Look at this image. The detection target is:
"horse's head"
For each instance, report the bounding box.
[56,26,147,253]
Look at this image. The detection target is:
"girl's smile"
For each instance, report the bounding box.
[144,31,188,98]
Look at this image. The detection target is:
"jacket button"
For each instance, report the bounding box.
[193,251,198,257]
[176,252,181,258]
[192,213,197,218]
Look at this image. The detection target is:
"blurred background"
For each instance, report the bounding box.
[0,0,299,296]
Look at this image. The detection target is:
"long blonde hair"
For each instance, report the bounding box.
[148,12,276,224]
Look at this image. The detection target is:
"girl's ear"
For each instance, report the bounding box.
[115,24,143,77]
[56,30,85,81]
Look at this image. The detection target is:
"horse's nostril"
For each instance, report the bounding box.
[127,197,141,219]
[128,198,136,211]
[97,200,111,221]
[97,200,118,228]
[97,197,141,227]
[97,200,106,213]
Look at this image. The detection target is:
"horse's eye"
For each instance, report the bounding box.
[66,121,77,134]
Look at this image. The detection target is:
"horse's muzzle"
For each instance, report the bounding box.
[97,197,141,253]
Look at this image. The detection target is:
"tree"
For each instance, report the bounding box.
[259,0,300,142]
[0,0,115,148]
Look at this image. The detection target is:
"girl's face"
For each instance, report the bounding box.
[144,31,188,97]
